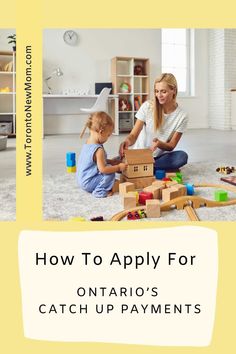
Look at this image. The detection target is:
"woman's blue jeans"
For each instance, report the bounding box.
[154,150,188,172]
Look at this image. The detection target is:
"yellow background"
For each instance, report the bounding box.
[1,0,236,352]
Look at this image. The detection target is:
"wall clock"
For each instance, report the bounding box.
[63,30,79,46]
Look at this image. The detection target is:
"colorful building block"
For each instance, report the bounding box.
[70,216,86,221]
[162,177,171,181]
[214,189,228,202]
[67,166,76,173]
[66,152,76,170]
[138,191,153,205]
[67,159,76,167]
[66,152,76,161]
[185,183,194,195]
[171,176,182,184]
[176,172,183,180]
[155,169,166,180]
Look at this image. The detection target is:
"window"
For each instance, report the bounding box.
[143,165,148,171]
[134,166,138,172]
[161,29,194,96]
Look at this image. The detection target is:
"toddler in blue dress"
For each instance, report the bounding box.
[77,111,127,198]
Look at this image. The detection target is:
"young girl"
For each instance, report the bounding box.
[77,111,126,198]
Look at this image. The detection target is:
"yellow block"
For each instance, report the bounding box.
[70,216,86,221]
[67,166,76,173]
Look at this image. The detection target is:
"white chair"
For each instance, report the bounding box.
[80,87,111,113]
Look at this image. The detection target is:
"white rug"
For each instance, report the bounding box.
[43,162,236,221]
[0,178,16,221]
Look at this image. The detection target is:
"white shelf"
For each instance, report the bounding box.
[112,56,150,134]
[116,74,132,77]
[0,71,16,74]
[0,51,16,135]
[0,112,15,115]
[134,75,149,78]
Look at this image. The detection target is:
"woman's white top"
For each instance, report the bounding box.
[133,100,188,157]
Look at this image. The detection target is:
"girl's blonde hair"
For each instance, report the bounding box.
[153,73,178,131]
[80,111,114,138]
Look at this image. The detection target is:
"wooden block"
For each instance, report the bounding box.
[162,186,179,202]
[128,190,139,203]
[143,185,161,199]
[173,183,187,196]
[165,180,178,187]
[122,192,137,209]
[120,175,155,189]
[152,180,166,188]
[166,172,177,178]
[151,180,166,198]
[146,199,161,218]
[112,179,120,193]
[119,182,135,195]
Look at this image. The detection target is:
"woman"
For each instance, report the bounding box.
[119,73,188,171]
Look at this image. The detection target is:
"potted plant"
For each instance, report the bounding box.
[7,34,16,51]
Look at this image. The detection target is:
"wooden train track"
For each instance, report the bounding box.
[110,183,236,221]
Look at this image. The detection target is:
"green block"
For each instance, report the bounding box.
[176,172,183,179]
[171,176,182,184]
[214,189,228,202]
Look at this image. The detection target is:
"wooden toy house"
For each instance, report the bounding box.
[122,149,154,179]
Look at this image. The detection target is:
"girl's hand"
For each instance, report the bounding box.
[118,162,127,172]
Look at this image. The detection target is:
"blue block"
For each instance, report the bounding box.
[185,183,194,195]
[66,152,76,161]
[155,169,166,180]
[66,152,76,160]
[67,160,76,167]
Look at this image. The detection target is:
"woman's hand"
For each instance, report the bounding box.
[150,138,159,152]
[119,119,144,157]
[119,139,131,157]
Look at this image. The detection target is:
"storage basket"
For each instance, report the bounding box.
[0,122,12,134]
[0,135,7,150]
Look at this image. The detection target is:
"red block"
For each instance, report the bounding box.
[162,177,171,181]
[139,191,153,205]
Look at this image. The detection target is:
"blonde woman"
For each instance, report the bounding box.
[119,73,188,171]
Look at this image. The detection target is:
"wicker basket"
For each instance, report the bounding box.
[0,135,7,150]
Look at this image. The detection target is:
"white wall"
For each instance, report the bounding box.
[179,29,209,129]
[208,29,236,130]
[43,29,209,134]
[0,29,16,51]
